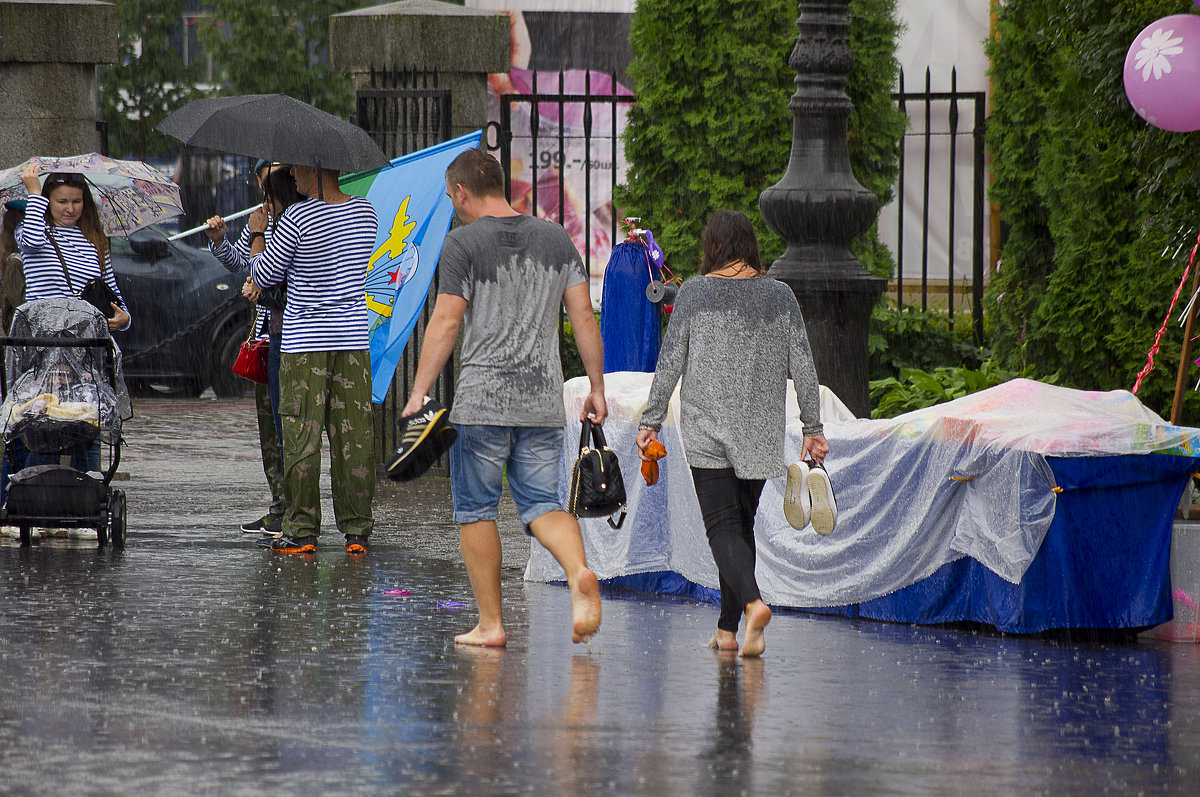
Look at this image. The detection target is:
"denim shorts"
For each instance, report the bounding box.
[449,424,565,526]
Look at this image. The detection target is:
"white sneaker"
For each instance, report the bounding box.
[807,463,837,536]
[0,525,19,538]
[783,461,811,530]
[67,528,98,541]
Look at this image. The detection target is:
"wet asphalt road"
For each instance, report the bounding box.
[2,397,1200,795]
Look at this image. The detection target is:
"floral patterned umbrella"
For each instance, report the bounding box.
[0,153,183,237]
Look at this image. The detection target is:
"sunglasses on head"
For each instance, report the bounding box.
[47,174,87,187]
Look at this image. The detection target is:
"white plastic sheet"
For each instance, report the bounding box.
[525,375,1200,605]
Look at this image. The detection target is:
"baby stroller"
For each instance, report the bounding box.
[0,297,132,547]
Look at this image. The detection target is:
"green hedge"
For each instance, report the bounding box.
[987,0,1200,418]
[618,0,906,278]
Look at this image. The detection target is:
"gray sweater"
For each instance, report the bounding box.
[639,274,823,479]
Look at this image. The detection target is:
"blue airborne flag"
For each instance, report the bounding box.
[340,131,483,403]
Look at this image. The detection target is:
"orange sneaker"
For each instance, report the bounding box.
[265,535,316,554]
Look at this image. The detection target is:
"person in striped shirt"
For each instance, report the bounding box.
[205,161,303,536]
[13,164,131,476]
[16,165,130,332]
[248,163,377,556]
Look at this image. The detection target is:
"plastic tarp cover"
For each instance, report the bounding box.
[2,298,130,449]
[525,374,1200,607]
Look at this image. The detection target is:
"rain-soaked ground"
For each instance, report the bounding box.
[2,398,1200,795]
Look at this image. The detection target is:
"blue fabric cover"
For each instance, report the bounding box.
[600,240,661,373]
[596,454,1198,633]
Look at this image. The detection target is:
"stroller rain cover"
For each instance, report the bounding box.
[2,297,131,451]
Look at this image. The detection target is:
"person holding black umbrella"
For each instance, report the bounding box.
[247,162,378,556]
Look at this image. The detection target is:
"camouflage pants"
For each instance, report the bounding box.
[255,382,286,520]
[278,349,374,538]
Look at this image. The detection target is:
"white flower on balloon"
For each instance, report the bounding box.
[1134,27,1185,81]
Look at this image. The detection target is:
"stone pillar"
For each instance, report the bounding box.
[759,0,885,419]
[329,0,510,141]
[0,0,116,165]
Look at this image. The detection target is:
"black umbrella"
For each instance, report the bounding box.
[156,94,390,173]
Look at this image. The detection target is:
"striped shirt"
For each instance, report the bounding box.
[209,223,257,273]
[250,196,376,353]
[15,194,131,329]
[212,225,274,337]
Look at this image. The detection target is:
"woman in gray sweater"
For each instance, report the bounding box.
[636,210,829,657]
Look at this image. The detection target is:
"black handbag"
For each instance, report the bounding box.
[79,278,120,319]
[567,419,627,529]
[48,230,120,319]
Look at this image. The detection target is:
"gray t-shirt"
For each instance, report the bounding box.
[639,274,823,480]
[439,214,587,426]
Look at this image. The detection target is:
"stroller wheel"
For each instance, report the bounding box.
[109,490,126,549]
[18,525,32,546]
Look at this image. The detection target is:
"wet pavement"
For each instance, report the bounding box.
[2,398,1200,794]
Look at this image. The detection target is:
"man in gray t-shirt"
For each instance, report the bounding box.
[402,148,606,649]
[438,213,588,427]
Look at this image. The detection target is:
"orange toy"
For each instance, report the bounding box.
[641,439,668,485]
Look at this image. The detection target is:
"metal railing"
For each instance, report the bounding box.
[355,66,452,161]
[355,66,456,472]
[487,68,988,348]
[486,70,634,277]
[889,68,987,344]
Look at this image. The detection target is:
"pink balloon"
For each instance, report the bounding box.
[1124,14,1200,132]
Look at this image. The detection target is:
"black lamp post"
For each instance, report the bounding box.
[759,0,886,418]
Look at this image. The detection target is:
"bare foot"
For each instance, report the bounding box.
[569,568,602,643]
[455,624,507,647]
[708,629,738,651]
[739,600,771,658]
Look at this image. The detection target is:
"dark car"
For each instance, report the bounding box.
[108,224,258,397]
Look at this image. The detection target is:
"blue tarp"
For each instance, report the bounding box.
[596,454,1196,633]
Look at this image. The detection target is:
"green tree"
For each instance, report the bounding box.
[197,0,359,117]
[100,0,198,160]
[986,0,1200,416]
[617,0,905,277]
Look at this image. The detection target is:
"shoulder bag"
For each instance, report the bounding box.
[47,229,119,319]
[567,419,627,529]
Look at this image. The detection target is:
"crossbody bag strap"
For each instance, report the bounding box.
[46,228,77,296]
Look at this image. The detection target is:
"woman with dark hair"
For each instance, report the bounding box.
[205,161,304,536]
[15,163,130,331]
[636,209,829,658]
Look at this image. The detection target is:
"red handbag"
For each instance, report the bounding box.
[231,313,269,384]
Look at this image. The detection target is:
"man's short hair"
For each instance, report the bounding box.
[446,148,505,199]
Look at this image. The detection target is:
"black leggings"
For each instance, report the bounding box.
[691,467,766,632]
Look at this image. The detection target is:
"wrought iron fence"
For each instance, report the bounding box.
[355,66,456,471]
[488,69,989,348]
[887,68,988,345]
[355,66,452,160]
[486,70,633,277]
